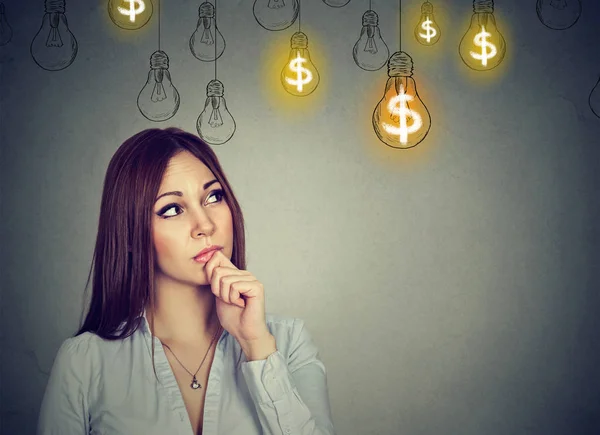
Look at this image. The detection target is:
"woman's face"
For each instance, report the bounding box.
[152,150,234,285]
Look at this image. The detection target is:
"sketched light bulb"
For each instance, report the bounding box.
[253,0,298,31]
[459,0,505,71]
[30,0,78,71]
[353,10,389,71]
[190,2,225,62]
[108,0,153,30]
[323,0,351,6]
[0,3,13,46]
[372,52,431,149]
[589,76,600,119]
[197,79,236,145]
[281,31,320,96]
[137,50,180,122]
[414,1,441,46]
[536,0,581,30]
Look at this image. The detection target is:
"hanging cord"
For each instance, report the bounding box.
[298,0,301,32]
[158,0,161,51]
[399,0,401,51]
[214,0,217,79]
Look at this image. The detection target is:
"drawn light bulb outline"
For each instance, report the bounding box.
[281,31,320,96]
[372,51,431,149]
[323,0,351,7]
[536,0,581,30]
[589,76,600,119]
[353,9,389,71]
[458,0,506,71]
[253,0,299,31]
[197,79,236,145]
[137,50,181,121]
[30,0,78,71]
[190,2,225,62]
[414,1,441,46]
[108,0,153,30]
[0,3,13,46]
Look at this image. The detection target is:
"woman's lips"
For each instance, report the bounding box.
[194,249,220,263]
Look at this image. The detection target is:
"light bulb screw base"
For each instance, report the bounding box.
[45,0,65,13]
[207,79,224,97]
[199,2,214,18]
[387,51,414,78]
[421,2,433,14]
[362,10,378,26]
[150,50,169,69]
[290,32,308,49]
[473,0,493,14]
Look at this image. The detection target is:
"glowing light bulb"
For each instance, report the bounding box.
[589,76,600,119]
[30,0,78,71]
[253,0,298,31]
[459,0,506,71]
[414,1,441,46]
[323,0,351,6]
[190,2,225,62]
[352,10,389,71]
[0,3,13,46]
[281,31,320,96]
[108,0,153,30]
[197,79,236,145]
[372,51,431,149]
[137,50,180,122]
[536,0,581,30]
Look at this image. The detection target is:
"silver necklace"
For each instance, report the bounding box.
[162,324,223,390]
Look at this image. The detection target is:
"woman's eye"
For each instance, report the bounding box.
[158,189,224,219]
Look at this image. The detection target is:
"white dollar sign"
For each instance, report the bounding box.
[285,53,312,93]
[469,25,497,67]
[419,18,437,42]
[382,88,422,145]
[118,0,145,23]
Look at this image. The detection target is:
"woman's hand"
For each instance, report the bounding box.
[204,250,271,343]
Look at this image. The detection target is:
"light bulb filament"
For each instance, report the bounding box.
[268,0,285,10]
[418,17,437,42]
[469,25,497,67]
[46,27,63,48]
[117,0,145,23]
[382,89,423,145]
[285,52,312,93]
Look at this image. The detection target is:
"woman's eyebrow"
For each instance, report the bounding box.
[155,179,219,202]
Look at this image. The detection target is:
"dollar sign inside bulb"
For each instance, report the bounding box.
[353,10,389,71]
[108,0,153,30]
[459,0,506,71]
[0,3,13,46]
[589,76,600,119]
[190,2,225,62]
[323,0,351,7]
[30,0,78,71]
[281,31,320,96]
[536,0,581,30]
[414,1,441,46]
[137,50,181,122]
[372,51,431,149]
[253,0,298,31]
[197,79,236,145]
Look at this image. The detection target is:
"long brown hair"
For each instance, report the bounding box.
[75,127,246,375]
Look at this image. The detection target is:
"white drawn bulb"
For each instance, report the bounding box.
[190,2,225,62]
[197,79,236,145]
[137,50,181,122]
[352,9,389,71]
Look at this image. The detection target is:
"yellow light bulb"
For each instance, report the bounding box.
[108,0,153,30]
[459,0,506,71]
[280,31,320,97]
[372,52,431,149]
[414,1,441,46]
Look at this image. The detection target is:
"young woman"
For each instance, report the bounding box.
[36,127,335,435]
